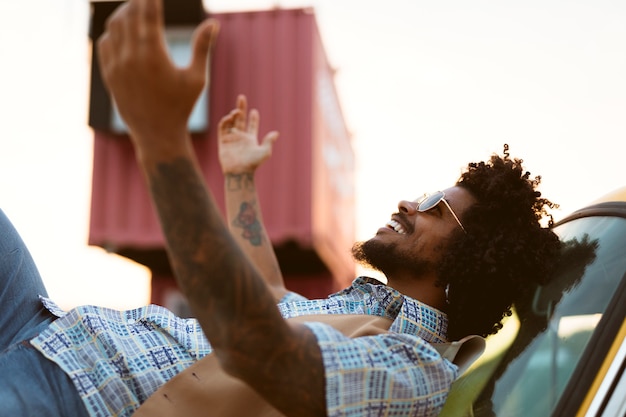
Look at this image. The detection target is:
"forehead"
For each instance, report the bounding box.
[441,186,476,215]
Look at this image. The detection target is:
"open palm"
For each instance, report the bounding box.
[218,95,279,174]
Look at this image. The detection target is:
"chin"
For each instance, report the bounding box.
[352,239,393,272]
[353,237,431,278]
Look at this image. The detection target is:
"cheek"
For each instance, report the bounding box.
[430,240,450,263]
[400,235,428,259]
[408,233,450,262]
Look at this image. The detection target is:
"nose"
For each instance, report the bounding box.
[398,200,418,215]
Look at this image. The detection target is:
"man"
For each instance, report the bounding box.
[0,0,560,416]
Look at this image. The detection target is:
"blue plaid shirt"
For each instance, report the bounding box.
[31,277,457,417]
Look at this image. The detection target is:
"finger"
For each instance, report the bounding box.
[218,109,241,136]
[205,18,220,52]
[137,0,164,40]
[96,32,113,88]
[260,131,279,154]
[218,109,237,131]
[122,0,141,43]
[248,109,260,137]
[103,2,130,51]
[189,19,219,76]
[235,95,247,131]
[98,2,131,89]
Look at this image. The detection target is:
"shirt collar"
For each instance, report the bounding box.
[353,276,449,343]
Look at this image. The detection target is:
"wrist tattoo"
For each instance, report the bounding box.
[233,201,263,246]
[226,173,254,191]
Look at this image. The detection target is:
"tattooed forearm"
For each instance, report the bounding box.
[146,156,326,417]
[147,157,277,328]
[224,169,287,299]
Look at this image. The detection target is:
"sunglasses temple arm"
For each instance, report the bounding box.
[441,199,467,233]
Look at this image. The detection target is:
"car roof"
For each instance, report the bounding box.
[556,185,626,226]
[591,185,626,205]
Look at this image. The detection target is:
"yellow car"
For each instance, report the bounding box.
[440,186,626,417]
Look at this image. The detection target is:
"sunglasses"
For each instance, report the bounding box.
[415,191,467,233]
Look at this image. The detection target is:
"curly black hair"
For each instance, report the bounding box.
[438,145,561,340]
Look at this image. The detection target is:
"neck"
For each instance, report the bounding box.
[385,273,447,312]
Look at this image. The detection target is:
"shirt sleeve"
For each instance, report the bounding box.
[304,321,458,417]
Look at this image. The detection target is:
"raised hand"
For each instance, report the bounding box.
[97,0,219,153]
[218,95,279,174]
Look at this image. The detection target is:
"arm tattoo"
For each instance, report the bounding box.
[225,172,254,191]
[233,201,263,246]
[145,157,326,417]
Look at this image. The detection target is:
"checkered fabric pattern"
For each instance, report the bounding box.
[31,277,456,417]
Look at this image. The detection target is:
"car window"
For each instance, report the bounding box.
[472,216,626,417]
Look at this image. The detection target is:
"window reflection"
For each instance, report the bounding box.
[474,217,626,417]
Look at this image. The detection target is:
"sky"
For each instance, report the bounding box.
[0,0,624,310]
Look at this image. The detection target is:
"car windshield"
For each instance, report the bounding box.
[472,215,626,417]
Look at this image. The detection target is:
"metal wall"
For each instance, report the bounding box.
[88,8,355,300]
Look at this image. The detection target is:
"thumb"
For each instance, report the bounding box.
[261,131,279,155]
[189,19,220,72]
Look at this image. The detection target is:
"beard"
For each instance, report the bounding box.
[351,237,433,278]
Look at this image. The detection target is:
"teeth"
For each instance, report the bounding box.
[386,219,406,234]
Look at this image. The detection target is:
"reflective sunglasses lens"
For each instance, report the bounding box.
[418,191,444,212]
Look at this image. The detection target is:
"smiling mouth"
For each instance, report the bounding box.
[386,219,407,234]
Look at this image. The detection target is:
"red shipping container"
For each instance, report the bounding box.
[88,8,355,309]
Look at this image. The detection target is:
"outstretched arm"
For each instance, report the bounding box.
[218,96,287,301]
[97,1,325,416]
